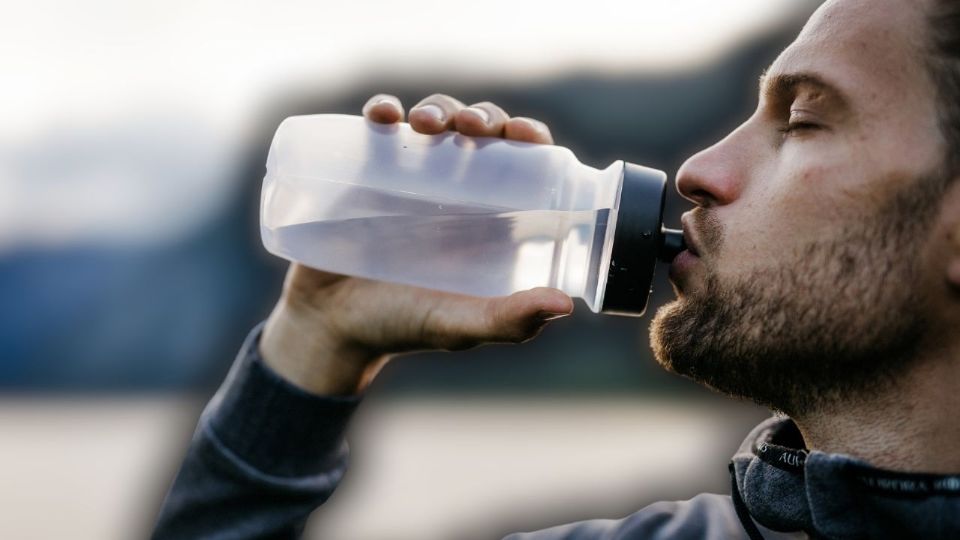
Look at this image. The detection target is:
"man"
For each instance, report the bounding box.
[153,0,960,537]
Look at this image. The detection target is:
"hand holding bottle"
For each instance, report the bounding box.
[259,94,575,397]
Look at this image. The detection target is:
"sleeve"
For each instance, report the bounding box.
[151,322,363,540]
[501,494,750,540]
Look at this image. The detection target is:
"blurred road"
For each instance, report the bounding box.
[0,396,767,540]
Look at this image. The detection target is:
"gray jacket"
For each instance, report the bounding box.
[153,324,960,539]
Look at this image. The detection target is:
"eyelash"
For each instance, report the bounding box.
[778,121,820,136]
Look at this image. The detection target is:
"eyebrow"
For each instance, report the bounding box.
[759,70,851,108]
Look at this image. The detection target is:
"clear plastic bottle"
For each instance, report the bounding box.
[260,114,683,316]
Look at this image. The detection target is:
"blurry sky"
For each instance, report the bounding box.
[0,0,803,249]
[0,0,817,391]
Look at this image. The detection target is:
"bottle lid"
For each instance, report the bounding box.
[600,162,668,317]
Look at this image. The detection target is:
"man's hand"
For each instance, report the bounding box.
[259,94,574,396]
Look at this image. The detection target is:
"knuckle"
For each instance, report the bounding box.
[419,93,453,107]
[472,101,507,118]
[473,101,502,112]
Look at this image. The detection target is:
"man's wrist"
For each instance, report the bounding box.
[259,298,386,396]
[205,321,363,477]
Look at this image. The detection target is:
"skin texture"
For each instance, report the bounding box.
[261,0,960,472]
[651,0,960,473]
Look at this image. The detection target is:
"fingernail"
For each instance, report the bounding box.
[464,107,490,125]
[521,117,546,133]
[537,311,571,321]
[414,104,445,123]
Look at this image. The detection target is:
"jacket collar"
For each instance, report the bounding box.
[731,416,960,539]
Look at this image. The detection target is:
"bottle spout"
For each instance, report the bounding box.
[658,228,686,263]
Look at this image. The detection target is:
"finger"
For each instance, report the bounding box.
[286,263,348,293]
[421,288,573,350]
[455,101,509,137]
[362,94,405,124]
[409,94,465,134]
[480,287,574,343]
[504,117,554,145]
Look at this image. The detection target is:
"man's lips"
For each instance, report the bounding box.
[679,212,703,257]
[682,230,700,257]
[669,212,706,283]
[669,248,699,282]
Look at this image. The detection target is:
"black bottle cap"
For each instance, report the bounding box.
[600,162,668,317]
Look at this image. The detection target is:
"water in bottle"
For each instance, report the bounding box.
[260,114,683,316]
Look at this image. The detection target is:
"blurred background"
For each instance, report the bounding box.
[0,1,819,538]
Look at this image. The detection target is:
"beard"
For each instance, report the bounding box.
[649,172,947,419]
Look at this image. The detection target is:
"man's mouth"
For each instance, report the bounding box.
[669,212,706,283]
[680,212,704,257]
[682,230,701,257]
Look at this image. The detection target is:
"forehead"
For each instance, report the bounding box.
[768,0,935,112]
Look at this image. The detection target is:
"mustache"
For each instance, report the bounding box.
[689,207,723,256]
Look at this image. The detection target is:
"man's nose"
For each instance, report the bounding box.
[675,135,747,208]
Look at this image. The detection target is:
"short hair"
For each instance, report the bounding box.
[927,0,960,175]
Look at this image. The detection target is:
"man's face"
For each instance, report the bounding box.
[650,0,953,417]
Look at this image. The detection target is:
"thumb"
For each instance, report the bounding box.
[477,287,574,344]
[418,288,573,351]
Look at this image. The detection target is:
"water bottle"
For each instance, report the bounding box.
[260,114,684,316]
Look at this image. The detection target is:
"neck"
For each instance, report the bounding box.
[794,345,960,474]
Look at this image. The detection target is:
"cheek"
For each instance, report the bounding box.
[714,160,864,275]
[777,162,859,214]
